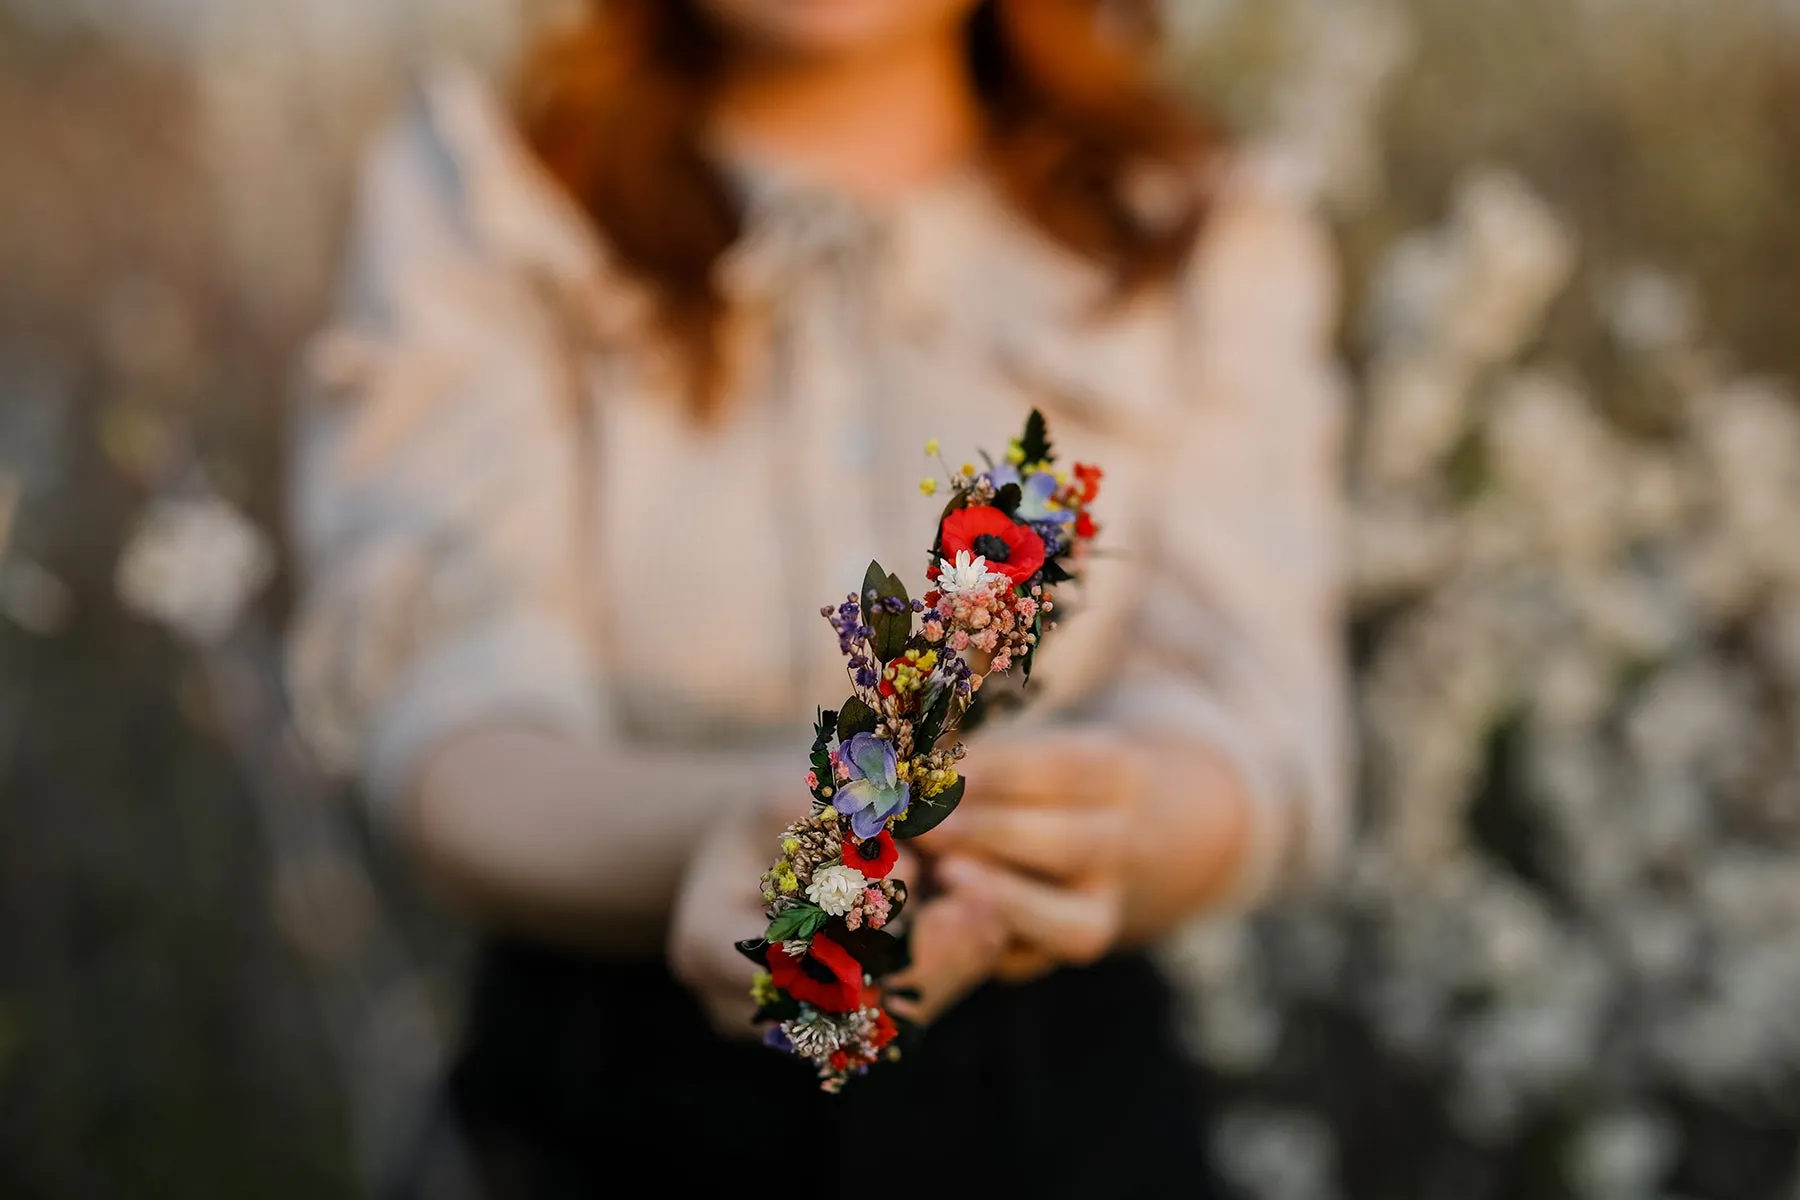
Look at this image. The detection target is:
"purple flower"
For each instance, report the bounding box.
[832,732,910,839]
[1016,471,1075,525]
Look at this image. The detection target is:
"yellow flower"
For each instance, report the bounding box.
[751,971,780,1005]
[882,647,939,695]
[924,439,940,457]
[782,837,799,855]
[1006,440,1026,465]
[919,477,939,497]
[922,768,961,798]
[961,463,976,477]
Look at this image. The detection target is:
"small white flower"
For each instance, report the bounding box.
[806,863,868,917]
[116,492,273,645]
[935,550,1005,596]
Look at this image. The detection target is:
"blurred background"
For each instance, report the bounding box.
[4,1,1800,1196]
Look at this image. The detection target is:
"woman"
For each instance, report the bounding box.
[288,0,1346,1193]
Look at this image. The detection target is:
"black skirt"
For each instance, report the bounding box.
[403,939,1220,1199]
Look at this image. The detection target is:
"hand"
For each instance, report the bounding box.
[919,732,1144,982]
[666,798,790,1038]
[668,799,1009,1038]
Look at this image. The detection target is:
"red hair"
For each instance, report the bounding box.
[519,0,1217,413]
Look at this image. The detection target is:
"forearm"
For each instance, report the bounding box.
[1118,736,1255,943]
[404,726,794,954]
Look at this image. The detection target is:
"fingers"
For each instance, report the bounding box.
[886,892,1007,1025]
[922,805,1128,881]
[668,892,766,1039]
[962,736,1140,811]
[937,855,1123,968]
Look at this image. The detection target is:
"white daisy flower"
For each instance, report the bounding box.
[805,863,868,917]
[935,550,1005,596]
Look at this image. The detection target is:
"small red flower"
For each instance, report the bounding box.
[766,934,863,1013]
[844,829,899,879]
[1073,463,1104,504]
[1075,510,1098,539]
[871,1008,899,1050]
[938,506,1045,585]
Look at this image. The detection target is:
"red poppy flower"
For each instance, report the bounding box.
[1073,463,1104,504]
[938,506,1045,585]
[766,934,863,1013]
[844,829,899,879]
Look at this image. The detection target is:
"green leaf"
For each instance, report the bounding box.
[890,776,966,840]
[809,709,838,799]
[835,925,911,978]
[862,561,913,662]
[764,905,829,943]
[1020,408,1053,465]
[1021,610,1045,682]
[837,696,878,741]
[912,683,956,754]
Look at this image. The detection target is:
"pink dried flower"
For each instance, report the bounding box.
[861,888,891,930]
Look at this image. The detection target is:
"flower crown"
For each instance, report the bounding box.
[734,410,1104,1090]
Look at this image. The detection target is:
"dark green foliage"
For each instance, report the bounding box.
[836,696,878,741]
[890,776,966,839]
[1019,408,1053,464]
[834,925,911,977]
[861,561,913,662]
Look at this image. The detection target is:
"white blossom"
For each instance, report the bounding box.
[116,492,274,645]
[804,864,867,917]
[933,550,1005,596]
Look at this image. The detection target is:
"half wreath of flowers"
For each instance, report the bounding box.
[735,410,1104,1091]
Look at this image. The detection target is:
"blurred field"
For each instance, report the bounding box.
[3,2,1800,1197]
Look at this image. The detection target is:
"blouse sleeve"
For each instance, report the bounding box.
[285,86,604,818]
[1093,178,1351,907]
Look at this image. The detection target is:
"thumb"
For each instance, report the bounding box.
[889,892,1006,1025]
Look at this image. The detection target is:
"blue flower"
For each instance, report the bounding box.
[1015,471,1075,524]
[832,732,910,839]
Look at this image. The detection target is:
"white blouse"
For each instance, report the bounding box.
[286,61,1349,908]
